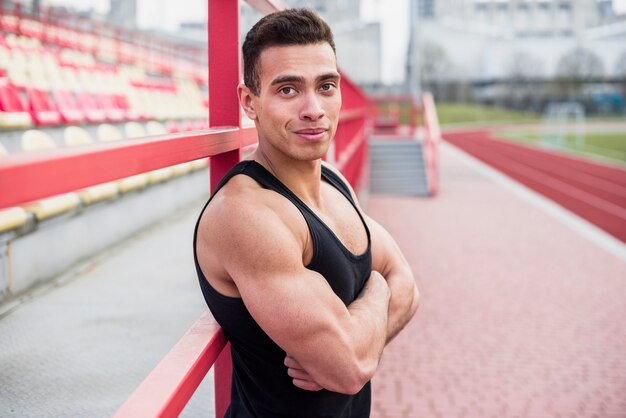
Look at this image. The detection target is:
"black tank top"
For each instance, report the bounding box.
[193,160,372,418]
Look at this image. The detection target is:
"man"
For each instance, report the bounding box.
[193,8,419,418]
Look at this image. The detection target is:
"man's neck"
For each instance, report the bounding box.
[251,147,324,209]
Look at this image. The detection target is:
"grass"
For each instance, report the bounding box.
[380,101,626,163]
[433,103,541,126]
[499,131,626,164]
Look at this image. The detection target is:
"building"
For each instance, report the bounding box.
[108,0,137,29]
[240,0,382,86]
[407,0,626,84]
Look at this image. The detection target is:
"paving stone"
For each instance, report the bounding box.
[369,143,626,418]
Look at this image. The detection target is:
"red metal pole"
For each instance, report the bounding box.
[207,1,241,415]
[208,0,242,193]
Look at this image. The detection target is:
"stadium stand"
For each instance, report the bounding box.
[0,0,217,309]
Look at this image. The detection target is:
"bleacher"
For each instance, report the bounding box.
[0,0,213,302]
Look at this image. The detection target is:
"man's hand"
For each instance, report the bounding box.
[285,355,323,391]
[285,271,390,392]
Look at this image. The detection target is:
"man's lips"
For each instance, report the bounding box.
[294,128,327,141]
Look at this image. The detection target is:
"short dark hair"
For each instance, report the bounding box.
[242,8,336,96]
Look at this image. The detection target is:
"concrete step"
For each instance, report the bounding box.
[368,139,429,196]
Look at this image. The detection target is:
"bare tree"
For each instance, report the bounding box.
[419,41,453,100]
[557,46,604,79]
[556,46,605,100]
[504,50,545,110]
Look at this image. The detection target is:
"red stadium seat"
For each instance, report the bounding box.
[75,92,106,123]
[114,94,139,121]
[166,120,180,133]
[97,93,125,122]
[27,88,61,126]
[0,79,32,128]
[53,90,85,124]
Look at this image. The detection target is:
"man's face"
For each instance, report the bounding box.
[241,42,342,162]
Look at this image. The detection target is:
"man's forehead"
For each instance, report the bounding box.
[257,43,338,84]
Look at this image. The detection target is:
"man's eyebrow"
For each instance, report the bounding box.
[270,75,305,86]
[269,73,341,86]
[316,73,341,83]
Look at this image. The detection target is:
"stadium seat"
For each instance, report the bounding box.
[0,80,32,128]
[96,124,148,193]
[53,90,85,124]
[145,120,167,135]
[124,121,147,138]
[19,19,44,41]
[20,130,80,220]
[97,123,123,141]
[63,126,119,205]
[113,94,138,121]
[97,94,125,122]
[26,88,61,126]
[21,129,57,151]
[75,92,106,123]
[63,126,94,146]
[0,207,28,234]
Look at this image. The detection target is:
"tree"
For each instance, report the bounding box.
[556,46,604,79]
[505,50,545,110]
[556,46,605,100]
[418,41,453,100]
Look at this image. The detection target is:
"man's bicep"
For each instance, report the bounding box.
[366,214,411,277]
[218,209,349,357]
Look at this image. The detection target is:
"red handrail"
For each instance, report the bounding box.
[422,92,441,196]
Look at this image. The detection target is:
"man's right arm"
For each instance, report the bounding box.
[201,194,390,395]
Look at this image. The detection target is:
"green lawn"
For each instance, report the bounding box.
[500,131,626,164]
[433,103,541,126]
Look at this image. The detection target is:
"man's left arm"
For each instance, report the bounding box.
[366,214,420,343]
[321,161,420,341]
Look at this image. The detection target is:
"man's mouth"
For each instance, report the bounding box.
[295,128,327,141]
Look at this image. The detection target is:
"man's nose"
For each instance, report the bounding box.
[300,93,325,121]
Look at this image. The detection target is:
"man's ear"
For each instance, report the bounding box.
[238,83,257,120]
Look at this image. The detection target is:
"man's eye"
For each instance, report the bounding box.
[280,87,295,95]
[320,83,336,92]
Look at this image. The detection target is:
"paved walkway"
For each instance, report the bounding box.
[0,201,216,418]
[370,142,626,417]
[2,142,626,417]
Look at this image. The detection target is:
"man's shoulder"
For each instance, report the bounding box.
[198,173,303,247]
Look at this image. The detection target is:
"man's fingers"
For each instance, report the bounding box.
[285,355,323,391]
[284,355,301,369]
[287,367,311,380]
[292,378,323,391]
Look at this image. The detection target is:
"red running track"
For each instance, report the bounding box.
[443,130,626,243]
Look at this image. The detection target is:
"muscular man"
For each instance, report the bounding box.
[193,8,419,417]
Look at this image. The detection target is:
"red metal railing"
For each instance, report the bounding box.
[372,94,420,136]
[0,0,372,416]
[422,92,441,196]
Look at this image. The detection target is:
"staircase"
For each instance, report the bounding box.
[369,139,430,196]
